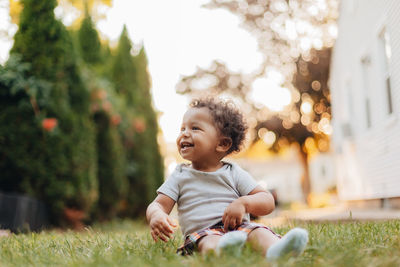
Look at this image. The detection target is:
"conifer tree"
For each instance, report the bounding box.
[78,10,102,65]
[92,111,127,220]
[5,0,98,223]
[111,26,137,101]
[110,27,163,216]
[77,12,128,220]
[133,48,164,198]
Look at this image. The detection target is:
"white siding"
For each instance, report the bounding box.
[330,0,400,200]
[309,153,336,194]
[233,150,304,203]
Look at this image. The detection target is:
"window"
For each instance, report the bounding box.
[342,80,353,137]
[361,56,372,128]
[378,28,393,115]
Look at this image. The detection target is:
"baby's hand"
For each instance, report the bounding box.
[222,198,246,231]
[149,211,177,242]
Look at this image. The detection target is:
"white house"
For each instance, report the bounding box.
[232,148,304,204]
[309,153,336,194]
[330,0,400,201]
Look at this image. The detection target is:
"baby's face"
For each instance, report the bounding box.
[176,107,221,165]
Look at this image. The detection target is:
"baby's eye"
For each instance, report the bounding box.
[192,126,200,130]
[180,127,185,132]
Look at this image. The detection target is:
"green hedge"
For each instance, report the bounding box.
[2,0,98,224]
[0,57,95,223]
[92,111,127,220]
[0,0,165,225]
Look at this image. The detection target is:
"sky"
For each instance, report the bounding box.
[0,0,291,143]
[96,0,264,143]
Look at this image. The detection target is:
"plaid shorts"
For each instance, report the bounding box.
[177,221,281,255]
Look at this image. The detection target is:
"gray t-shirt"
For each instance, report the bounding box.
[157,161,259,238]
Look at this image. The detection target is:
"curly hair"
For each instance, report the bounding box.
[190,97,248,155]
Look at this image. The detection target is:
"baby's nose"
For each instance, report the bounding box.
[181,129,190,136]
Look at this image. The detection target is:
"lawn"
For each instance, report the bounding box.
[0,219,399,266]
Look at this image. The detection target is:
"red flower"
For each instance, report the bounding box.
[42,118,58,132]
[97,90,107,100]
[111,114,121,126]
[133,118,146,133]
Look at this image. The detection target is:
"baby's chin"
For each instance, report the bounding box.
[180,155,193,162]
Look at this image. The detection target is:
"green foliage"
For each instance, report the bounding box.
[2,0,164,225]
[65,115,98,212]
[110,27,164,217]
[92,111,128,220]
[12,0,90,113]
[99,41,114,76]
[76,13,128,221]
[78,14,102,65]
[0,55,51,112]
[3,0,98,223]
[0,56,76,219]
[0,220,400,266]
[132,48,164,200]
[11,0,62,80]
[110,26,137,101]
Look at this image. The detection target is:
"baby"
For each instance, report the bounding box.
[146,98,308,259]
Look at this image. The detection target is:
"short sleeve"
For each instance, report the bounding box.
[156,169,180,201]
[232,163,259,196]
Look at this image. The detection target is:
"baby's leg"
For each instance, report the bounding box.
[197,235,222,254]
[247,228,281,256]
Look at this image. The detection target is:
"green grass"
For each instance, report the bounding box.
[1,219,400,266]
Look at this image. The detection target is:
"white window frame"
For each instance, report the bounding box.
[360,55,372,130]
[377,27,394,116]
[342,78,353,138]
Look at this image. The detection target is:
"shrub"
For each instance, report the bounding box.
[3,0,98,224]
[110,28,164,217]
[77,13,128,221]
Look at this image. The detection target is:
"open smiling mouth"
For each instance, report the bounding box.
[180,142,194,151]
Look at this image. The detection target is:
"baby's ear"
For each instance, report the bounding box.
[216,137,232,153]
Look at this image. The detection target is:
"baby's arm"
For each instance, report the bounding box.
[146,194,177,242]
[222,186,275,231]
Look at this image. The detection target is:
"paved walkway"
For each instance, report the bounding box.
[259,206,400,227]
